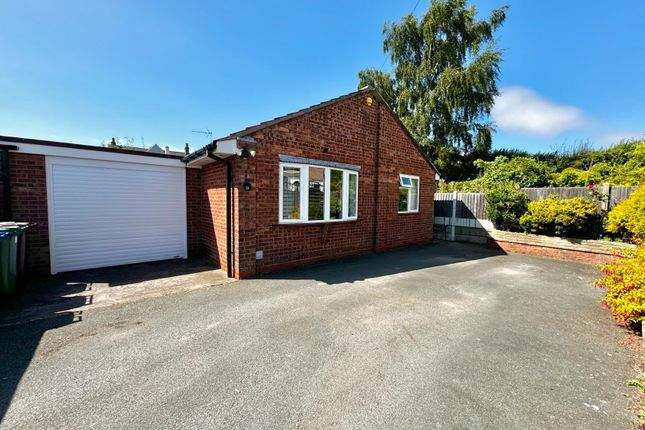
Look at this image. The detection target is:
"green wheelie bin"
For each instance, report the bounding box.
[0,222,34,297]
[0,230,19,297]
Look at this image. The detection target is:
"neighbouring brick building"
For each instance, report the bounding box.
[185,87,438,278]
[1,153,50,272]
[1,87,437,278]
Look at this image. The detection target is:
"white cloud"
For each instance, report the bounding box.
[596,130,645,146]
[492,87,587,137]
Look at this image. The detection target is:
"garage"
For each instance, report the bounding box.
[46,157,187,273]
[0,136,189,274]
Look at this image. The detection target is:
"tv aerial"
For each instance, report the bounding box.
[192,129,213,143]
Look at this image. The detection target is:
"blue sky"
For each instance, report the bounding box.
[1,0,643,153]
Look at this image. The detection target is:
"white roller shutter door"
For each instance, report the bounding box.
[46,156,187,273]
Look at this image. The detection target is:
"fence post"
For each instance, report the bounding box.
[451,191,457,241]
[601,182,610,211]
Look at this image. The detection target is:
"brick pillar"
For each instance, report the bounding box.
[232,156,257,279]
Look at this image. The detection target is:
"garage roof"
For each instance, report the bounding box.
[0,135,184,160]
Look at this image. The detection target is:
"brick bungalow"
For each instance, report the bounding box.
[0,87,437,279]
[184,87,438,278]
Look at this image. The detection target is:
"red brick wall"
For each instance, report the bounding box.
[7,153,50,273]
[200,162,228,271]
[232,157,257,278]
[223,92,435,278]
[186,168,203,257]
[375,103,435,251]
[488,239,616,265]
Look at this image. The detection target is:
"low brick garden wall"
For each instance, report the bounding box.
[487,229,636,264]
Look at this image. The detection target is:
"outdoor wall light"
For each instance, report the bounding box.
[238,148,256,160]
[365,96,373,107]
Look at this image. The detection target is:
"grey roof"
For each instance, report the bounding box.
[146,144,164,154]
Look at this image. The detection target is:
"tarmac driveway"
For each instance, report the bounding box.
[0,242,638,429]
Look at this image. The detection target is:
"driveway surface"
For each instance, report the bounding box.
[0,242,637,429]
[0,258,230,326]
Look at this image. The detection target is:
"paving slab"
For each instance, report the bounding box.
[0,258,231,326]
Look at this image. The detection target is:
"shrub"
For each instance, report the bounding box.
[610,166,645,186]
[438,178,485,192]
[474,156,550,189]
[548,167,588,187]
[519,196,600,238]
[595,246,645,328]
[606,186,645,243]
[548,164,611,187]
[485,183,529,231]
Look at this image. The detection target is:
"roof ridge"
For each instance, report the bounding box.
[215,87,374,141]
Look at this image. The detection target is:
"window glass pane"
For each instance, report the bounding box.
[282,167,301,220]
[398,188,409,212]
[400,176,412,187]
[329,169,343,220]
[308,167,325,221]
[410,178,419,211]
[348,173,358,218]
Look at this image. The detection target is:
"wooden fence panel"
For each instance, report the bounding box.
[610,186,638,207]
[434,186,637,223]
[521,187,589,201]
[433,192,486,220]
[434,193,453,217]
[459,193,486,219]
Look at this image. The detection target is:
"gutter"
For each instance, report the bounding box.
[206,144,234,278]
[186,137,256,278]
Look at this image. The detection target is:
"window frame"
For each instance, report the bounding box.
[398,174,420,214]
[279,162,359,224]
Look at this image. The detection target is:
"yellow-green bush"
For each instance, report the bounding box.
[548,163,610,187]
[606,186,645,243]
[519,196,600,238]
[595,247,645,327]
[548,167,589,187]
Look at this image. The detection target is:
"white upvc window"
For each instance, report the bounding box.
[279,162,359,224]
[398,174,420,214]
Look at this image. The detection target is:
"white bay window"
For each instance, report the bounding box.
[279,161,359,224]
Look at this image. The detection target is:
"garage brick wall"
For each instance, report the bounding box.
[200,162,229,272]
[6,153,50,273]
[222,91,436,278]
[186,168,203,257]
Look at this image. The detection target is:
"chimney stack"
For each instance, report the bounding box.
[164,146,170,154]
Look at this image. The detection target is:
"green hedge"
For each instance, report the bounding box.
[485,183,528,231]
[519,196,600,238]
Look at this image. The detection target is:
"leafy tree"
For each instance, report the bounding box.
[474,156,550,189]
[358,0,508,181]
[548,167,588,187]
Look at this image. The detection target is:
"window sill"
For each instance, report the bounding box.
[398,210,419,215]
[278,218,359,226]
